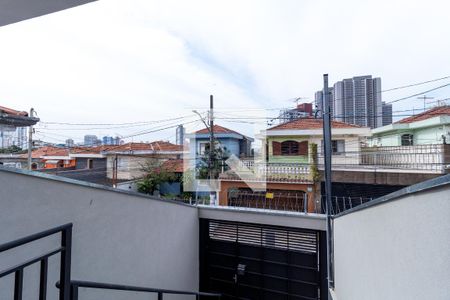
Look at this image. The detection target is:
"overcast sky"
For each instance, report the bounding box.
[1,0,449,144]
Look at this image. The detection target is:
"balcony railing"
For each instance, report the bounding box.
[0,223,73,300]
[236,144,449,176]
[1,224,221,300]
[358,144,449,173]
[221,160,312,183]
[56,280,221,300]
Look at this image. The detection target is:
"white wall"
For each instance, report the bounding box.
[333,183,450,300]
[0,168,199,300]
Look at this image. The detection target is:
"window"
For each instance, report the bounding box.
[281,141,299,155]
[273,140,308,156]
[401,134,413,146]
[321,140,345,154]
[199,142,210,155]
[87,159,93,169]
[332,140,345,154]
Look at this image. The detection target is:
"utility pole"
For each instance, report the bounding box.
[209,95,214,180]
[322,74,333,291]
[112,154,118,188]
[27,108,35,170]
[209,95,216,205]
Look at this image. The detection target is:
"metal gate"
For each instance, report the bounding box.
[200,219,327,300]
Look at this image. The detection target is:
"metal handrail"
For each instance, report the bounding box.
[57,280,222,299]
[0,223,73,300]
[0,223,72,252]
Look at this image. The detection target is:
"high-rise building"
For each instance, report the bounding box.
[316,75,389,128]
[102,136,115,145]
[84,135,98,146]
[113,136,123,145]
[65,138,74,147]
[382,102,393,126]
[315,88,334,118]
[176,125,185,145]
[0,126,27,149]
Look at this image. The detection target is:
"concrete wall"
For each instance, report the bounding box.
[333,180,450,300]
[75,157,106,170]
[0,167,199,300]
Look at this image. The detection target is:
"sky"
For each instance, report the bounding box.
[0,0,449,144]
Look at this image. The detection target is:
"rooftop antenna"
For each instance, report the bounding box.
[290,97,309,106]
[417,95,434,111]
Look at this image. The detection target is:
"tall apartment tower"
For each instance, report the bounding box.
[314,87,334,118]
[382,102,393,126]
[176,125,185,145]
[84,135,98,146]
[316,75,389,128]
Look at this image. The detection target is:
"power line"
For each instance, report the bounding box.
[386,83,450,104]
[382,75,450,92]
[40,115,195,126]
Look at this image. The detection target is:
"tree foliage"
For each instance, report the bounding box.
[0,145,23,154]
[196,141,230,179]
[137,159,177,195]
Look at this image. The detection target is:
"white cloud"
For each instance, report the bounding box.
[0,0,449,143]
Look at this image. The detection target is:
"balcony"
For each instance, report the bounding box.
[220,160,312,183]
[232,144,450,181]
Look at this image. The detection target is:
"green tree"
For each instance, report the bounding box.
[196,142,230,179]
[0,145,23,154]
[137,159,177,195]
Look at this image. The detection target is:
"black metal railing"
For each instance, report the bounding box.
[0,223,73,300]
[56,280,221,299]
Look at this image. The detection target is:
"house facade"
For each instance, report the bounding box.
[265,118,371,166]
[0,105,39,149]
[186,124,253,161]
[369,106,450,146]
[104,142,184,181]
[218,118,371,211]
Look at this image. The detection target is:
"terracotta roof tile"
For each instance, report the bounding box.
[104,141,183,153]
[268,117,362,130]
[161,159,184,173]
[395,106,450,124]
[20,146,69,158]
[70,145,116,154]
[195,124,240,135]
[0,105,28,116]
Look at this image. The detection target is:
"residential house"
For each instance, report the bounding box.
[0,105,38,149]
[33,147,75,169]
[265,118,370,166]
[45,146,113,185]
[364,106,450,174]
[104,141,184,181]
[218,118,371,210]
[187,124,253,161]
[370,105,450,146]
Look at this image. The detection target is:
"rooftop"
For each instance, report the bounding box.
[161,159,184,173]
[195,124,241,135]
[21,146,69,159]
[103,141,183,153]
[268,117,362,130]
[395,105,450,124]
[0,105,39,126]
[0,105,28,116]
